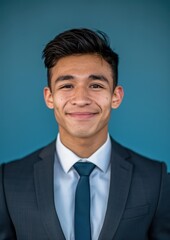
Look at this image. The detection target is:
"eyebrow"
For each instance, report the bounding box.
[55,75,74,83]
[55,74,109,84]
[88,74,109,83]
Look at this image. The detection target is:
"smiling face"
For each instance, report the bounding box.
[44,54,124,148]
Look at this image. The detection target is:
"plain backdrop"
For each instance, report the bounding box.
[0,0,169,170]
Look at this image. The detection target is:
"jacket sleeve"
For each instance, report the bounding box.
[0,164,17,240]
[150,163,170,239]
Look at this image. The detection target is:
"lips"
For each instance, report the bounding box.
[66,112,98,120]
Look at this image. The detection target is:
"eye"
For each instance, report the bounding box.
[90,84,103,89]
[59,84,74,89]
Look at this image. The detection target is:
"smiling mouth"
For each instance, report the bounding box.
[66,112,98,120]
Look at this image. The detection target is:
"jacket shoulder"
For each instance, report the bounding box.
[111,137,167,172]
[1,140,56,176]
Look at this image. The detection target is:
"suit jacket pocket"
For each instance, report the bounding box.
[122,204,150,220]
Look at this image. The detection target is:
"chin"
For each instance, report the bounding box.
[70,130,95,139]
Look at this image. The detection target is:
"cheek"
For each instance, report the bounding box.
[93,93,112,104]
[53,92,71,105]
[103,99,113,114]
[52,99,62,113]
[98,95,112,108]
[53,96,69,114]
[94,98,112,117]
[53,94,64,106]
[105,96,110,102]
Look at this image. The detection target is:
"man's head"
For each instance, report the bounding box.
[43,28,124,156]
[42,28,119,89]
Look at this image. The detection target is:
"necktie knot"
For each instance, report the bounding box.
[74,162,95,176]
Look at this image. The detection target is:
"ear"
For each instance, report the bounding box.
[44,87,54,109]
[111,86,124,109]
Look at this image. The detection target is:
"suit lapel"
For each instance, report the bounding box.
[99,140,133,240]
[33,139,132,240]
[34,142,65,240]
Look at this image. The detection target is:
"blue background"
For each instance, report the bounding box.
[1,0,169,170]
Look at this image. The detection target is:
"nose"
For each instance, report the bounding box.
[70,87,92,106]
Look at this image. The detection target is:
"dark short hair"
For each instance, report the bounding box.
[42,28,119,89]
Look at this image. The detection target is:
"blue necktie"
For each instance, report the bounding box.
[74,162,95,240]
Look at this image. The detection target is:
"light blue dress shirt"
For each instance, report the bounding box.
[54,134,111,240]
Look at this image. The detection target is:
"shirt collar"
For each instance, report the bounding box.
[56,134,111,173]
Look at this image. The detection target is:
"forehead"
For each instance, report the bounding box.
[50,54,113,79]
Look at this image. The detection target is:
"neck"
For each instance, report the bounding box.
[59,132,108,158]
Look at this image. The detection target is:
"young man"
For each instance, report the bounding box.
[0,28,170,240]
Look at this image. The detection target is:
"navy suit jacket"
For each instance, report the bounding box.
[0,138,170,240]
